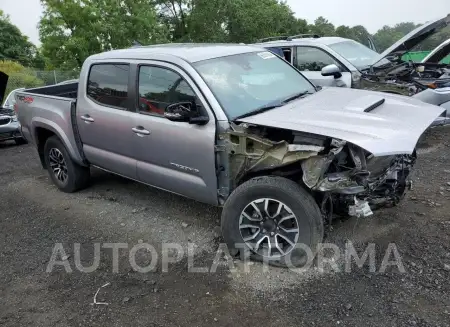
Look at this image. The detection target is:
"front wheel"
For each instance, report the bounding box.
[221,176,324,268]
[44,136,90,193]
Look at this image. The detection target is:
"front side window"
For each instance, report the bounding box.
[295,46,343,71]
[87,64,130,109]
[138,66,197,116]
[193,51,315,119]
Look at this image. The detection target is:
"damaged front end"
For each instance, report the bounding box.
[219,123,416,220]
[301,139,416,218]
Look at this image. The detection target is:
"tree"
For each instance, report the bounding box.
[372,22,421,52]
[39,0,168,70]
[350,25,371,46]
[0,60,44,96]
[225,0,302,43]
[309,16,335,36]
[373,26,404,52]
[155,0,303,43]
[0,10,42,67]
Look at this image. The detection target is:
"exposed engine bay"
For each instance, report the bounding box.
[362,59,450,96]
[221,122,416,221]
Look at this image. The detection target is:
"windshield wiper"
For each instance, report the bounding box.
[282,90,313,104]
[233,90,313,121]
[233,102,284,120]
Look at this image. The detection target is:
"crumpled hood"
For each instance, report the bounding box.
[372,14,450,66]
[236,87,446,156]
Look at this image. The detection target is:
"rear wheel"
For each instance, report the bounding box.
[221,176,324,268]
[44,136,90,192]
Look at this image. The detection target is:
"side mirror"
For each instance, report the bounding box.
[164,102,193,122]
[321,64,342,79]
[164,102,209,125]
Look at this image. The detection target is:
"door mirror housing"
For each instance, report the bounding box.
[321,64,342,79]
[164,102,209,125]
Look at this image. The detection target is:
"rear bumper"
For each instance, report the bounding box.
[0,121,23,141]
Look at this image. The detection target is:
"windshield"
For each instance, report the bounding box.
[193,51,315,119]
[329,40,390,70]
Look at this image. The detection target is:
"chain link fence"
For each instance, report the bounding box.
[4,69,80,101]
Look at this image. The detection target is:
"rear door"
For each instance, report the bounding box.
[76,63,138,179]
[130,62,218,205]
[294,46,351,87]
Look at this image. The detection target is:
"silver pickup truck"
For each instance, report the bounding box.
[16,44,445,267]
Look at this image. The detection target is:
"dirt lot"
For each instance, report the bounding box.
[0,126,449,327]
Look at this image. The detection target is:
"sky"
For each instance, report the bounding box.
[1,0,449,46]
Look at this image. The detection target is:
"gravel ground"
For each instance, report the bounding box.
[0,126,449,327]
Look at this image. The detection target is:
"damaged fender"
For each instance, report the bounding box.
[301,139,366,194]
[222,124,324,184]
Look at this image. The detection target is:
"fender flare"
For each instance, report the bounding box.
[31,117,86,166]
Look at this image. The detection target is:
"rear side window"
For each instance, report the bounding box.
[87,64,130,109]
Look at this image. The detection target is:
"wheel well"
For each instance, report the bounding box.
[35,127,56,169]
[237,163,303,187]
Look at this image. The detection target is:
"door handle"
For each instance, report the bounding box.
[132,127,150,136]
[80,115,94,123]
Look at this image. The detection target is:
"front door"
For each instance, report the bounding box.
[130,63,218,205]
[76,63,138,179]
[294,46,352,88]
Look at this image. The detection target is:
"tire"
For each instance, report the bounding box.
[43,136,90,193]
[221,176,324,268]
[14,137,28,145]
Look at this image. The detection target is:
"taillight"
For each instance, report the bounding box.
[13,103,18,114]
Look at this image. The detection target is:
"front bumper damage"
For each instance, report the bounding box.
[301,140,416,218]
[221,123,416,219]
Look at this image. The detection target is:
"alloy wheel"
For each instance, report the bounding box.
[48,148,68,184]
[239,198,300,259]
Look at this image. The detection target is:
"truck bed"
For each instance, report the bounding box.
[15,82,86,166]
[24,82,78,99]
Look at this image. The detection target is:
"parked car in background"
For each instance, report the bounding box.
[15,44,444,267]
[411,37,450,125]
[255,14,450,126]
[0,88,27,145]
[2,87,25,110]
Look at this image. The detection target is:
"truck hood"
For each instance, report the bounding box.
[236,87,446,156]
[372,14,450,66]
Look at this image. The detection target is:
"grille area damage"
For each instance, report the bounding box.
[222,123,416,220]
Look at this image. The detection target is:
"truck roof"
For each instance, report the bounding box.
[88,43,262,63]
[253,37,351,47]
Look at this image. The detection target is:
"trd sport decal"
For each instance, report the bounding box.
[17,95,34,103]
